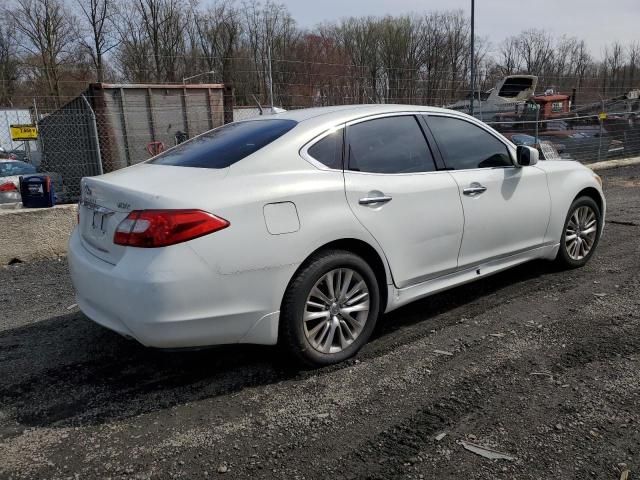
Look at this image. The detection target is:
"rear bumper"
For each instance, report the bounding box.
[68,228,296,348]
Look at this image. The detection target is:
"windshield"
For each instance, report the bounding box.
[0,161,36,177]
[149,119,298,169]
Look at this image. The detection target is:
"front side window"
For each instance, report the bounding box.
[150,119,297,169]
[307,128,343,169]
[427,116,512,170]
[347,116,436,174]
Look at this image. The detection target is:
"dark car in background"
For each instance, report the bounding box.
[503,130,624,163]
[540,130,624,163]
[503,133,567,158]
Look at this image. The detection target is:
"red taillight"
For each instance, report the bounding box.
[114,209,229,248]
[0,182,17,192]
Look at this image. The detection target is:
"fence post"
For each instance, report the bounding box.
[223,84,234,124]
[181,86,191,139]
[81,94,103,176]
[535,105,539,144]
[597,99,605,162]
[118,87,132,166]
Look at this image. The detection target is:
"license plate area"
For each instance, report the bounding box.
[91,211,110,234]
[82,200,115,238]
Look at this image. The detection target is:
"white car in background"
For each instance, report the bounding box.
[0,159,36,203]
[68,105,605,366]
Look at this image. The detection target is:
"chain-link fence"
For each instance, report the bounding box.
[5,77,639,204]
[33,83,230,202]
[0,109,41,163]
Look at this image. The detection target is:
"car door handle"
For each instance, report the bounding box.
[462,184,487,196]
[359,195,393,205]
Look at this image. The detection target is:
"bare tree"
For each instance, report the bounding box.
[627,41,640,90]
[113,5,153,83]
[442,10,469,103]
[75,0,118,82]
[192,0,241,85]
[0,16,20,106]
[516,29,555,78]
[331,17,381,103]
[136,0,188,82]
[498,36,521,75]
[3,0,640,110]
[8,0,79,107]
[603,42,626,95]
[378,15,427,103]
[241,1,299,105]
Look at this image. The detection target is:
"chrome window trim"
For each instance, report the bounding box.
[344,112,440,175]
[299,124,346,171]
[300,111,435,172]
[299,108,519,173]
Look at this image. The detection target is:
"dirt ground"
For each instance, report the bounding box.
[1,165,639,480]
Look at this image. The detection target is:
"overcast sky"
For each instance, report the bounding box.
[279,0,639,58]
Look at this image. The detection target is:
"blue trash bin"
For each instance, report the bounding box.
[19,175,56,208]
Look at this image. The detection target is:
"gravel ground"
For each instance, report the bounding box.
[1,165,639,480]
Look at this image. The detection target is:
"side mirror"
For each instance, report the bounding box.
[516,145,539,166]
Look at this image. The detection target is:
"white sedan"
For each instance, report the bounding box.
[68,105,605,366]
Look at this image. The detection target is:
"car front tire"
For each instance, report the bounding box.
[280,249,380,367]
[556,196,602,268]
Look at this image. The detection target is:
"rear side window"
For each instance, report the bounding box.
[426,116,512,169]
[307,128,343,169]
[150,119,297,169]
[347,116,436,174]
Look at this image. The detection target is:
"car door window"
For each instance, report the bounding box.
[307,128,343,169]
[347,116,436,174]
[427,116,512,170]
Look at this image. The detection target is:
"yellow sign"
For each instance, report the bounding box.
[598,112,608,121]
[10,124,38,141]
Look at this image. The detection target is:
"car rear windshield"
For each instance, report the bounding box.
[149,119,297,169]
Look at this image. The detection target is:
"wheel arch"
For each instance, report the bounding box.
[574,186,604,214]
[284,238,392,314]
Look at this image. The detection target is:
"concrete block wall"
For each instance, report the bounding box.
[0,205,77,264]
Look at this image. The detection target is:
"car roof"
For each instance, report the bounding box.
[244,104,472,145]
[265,104,458,124]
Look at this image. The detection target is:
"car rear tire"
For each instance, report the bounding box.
[280,249,380,367]
[555,196,602,269]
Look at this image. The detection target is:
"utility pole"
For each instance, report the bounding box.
[470,0,475,117]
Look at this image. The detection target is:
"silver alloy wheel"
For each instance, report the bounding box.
[303,268,370,354]
[565,205,598,260]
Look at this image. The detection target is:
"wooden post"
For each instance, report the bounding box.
[223,84,234,125]
[119,87,132,166]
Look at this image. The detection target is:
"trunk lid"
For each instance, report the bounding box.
[79,164,229,264]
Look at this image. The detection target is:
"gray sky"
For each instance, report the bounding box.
[279,0,639,58]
